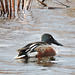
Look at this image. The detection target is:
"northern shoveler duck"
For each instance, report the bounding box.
[15,33,63,59]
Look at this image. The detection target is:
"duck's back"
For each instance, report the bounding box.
[16,42,48,58]
[15,42,56,59]
[23,42,47,52]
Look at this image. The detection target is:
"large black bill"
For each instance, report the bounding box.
[52,39,63,46]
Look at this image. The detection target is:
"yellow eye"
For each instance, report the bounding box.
[50,37,52,38]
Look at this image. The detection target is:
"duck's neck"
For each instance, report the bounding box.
[42,41,51,45]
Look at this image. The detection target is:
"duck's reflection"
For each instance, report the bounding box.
[15,57,56,67]
[37,61,54,67]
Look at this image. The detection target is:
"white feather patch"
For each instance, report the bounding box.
[28,52,38,57]
[14,55,25,59]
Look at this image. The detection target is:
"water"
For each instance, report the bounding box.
[0,0,75,75]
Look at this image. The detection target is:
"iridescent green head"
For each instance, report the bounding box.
[41,33,63,46]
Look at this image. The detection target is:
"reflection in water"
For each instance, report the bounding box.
[15,57,56,67]
[37,61,55,67]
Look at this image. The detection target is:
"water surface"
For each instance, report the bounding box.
[0,0,75,75]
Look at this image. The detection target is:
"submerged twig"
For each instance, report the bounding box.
[48,7,64,9]
[55,0,70,8]
[42,0,45,2]
[37,0,66,9]
[37,0,47,7]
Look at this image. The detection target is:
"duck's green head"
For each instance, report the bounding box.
[41,33,63,46]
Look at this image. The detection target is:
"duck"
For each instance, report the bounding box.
[14,33,63,60]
